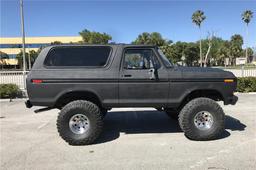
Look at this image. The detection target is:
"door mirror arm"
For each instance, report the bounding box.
[154,67,159,80]
[148,67,159,80]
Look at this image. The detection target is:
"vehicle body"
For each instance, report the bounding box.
[26,44,238,145]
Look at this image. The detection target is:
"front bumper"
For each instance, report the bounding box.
[225,95,238,105]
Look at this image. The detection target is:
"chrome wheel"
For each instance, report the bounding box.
[69,114,90,134]
[194,111,214,130]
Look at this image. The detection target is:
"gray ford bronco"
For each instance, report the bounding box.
[25,45,238,145]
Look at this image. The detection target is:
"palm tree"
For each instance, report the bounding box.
[138,32,151,44]
[0,51,9,69]
[242,10,253,63]
[192,10,206,67]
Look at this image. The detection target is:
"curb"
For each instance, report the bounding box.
[0,98,27,102]
[234,92,256,94]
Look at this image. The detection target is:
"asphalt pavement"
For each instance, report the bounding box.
[0,93,256,170]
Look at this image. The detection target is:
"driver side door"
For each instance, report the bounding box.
[118,48,169,107]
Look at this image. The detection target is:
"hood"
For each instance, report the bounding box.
[177,66,236,79]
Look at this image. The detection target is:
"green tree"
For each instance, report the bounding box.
[161,42,199,66]
[230,34,244,65]
[247,47,254,57]
[160,44,180,63]
[183,43,200,66]
[242,10,253,62]
[133,32,175,64]
[0,51,9,69]
[200,36,229,66]
[244,47,254,62]
[0,51,9,59]
[79,29,112,44]
[192,10,206,67]
[132,32,172,46]
[216,41,231,66]
[133,32,151,44]
[168,41,187,64]
[50,41,63,45]
[16,50,39,70]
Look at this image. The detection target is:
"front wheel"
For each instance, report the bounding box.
[101,108,108,118]
[178,98,225,141]
[57,100,103,145]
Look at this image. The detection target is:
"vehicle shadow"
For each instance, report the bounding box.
[225,115,246,131]
[95,110,246,144]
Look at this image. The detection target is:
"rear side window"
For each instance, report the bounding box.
[44,46,111,67]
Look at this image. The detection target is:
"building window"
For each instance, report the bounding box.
[0,43,50,48]
[8,54,17,59]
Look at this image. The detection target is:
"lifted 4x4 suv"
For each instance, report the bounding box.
[26,45,238,145]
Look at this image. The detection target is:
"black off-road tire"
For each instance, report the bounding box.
[101,109,108,118]
[165,108,179,120]
[57,100,103,145]
[178,97,225,141]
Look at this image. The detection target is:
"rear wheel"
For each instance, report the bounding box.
[178,98,225,140]
[57,100,103,145]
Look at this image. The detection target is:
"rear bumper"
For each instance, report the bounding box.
[25,100,33,108]
[224,95,238,105]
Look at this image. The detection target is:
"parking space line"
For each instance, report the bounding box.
[37,121,50,130]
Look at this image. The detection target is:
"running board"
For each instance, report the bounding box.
[34,107,53,113]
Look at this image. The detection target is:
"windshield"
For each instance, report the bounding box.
[157,49,173,67]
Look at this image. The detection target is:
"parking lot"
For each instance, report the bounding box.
[0,93,256,170]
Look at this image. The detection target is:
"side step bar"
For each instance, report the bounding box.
[25,100,53,113]
[34,107,53,113]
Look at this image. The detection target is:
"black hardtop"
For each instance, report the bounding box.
[48,44,157,49]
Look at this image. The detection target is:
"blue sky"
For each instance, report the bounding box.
[1,0,256,47]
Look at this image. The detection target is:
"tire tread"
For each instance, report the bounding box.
[178,97,225,140]
[57,100,103,145]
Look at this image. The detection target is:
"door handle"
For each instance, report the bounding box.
[124,74,132,77]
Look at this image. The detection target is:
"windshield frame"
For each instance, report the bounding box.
[156,48,173,68]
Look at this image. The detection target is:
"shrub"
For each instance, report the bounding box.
[236,77,256,93]
[0,84,22,99]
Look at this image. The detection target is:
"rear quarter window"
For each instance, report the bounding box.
[44,46,111,67]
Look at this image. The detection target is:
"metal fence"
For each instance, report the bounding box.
[223,68,256,77]
[0,71,29,89]
[0,68,256,89]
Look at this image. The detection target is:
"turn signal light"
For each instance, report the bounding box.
[224,79,234,83]
[32,79,43,84]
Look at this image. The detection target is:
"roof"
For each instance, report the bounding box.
[48,44,157,48]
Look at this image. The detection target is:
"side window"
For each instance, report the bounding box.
[44,46,111,67]
[123,49,160,69]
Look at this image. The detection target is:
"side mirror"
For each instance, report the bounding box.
[148,68,156,80]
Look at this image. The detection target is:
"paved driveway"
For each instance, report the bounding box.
[1,93,256,170]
